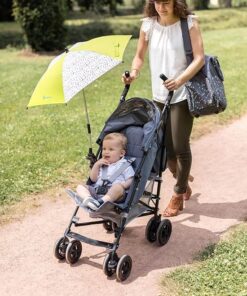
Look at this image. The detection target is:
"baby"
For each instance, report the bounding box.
[76,132,135,210]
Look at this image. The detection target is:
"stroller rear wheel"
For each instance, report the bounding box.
[157,219,172,246]
[116,255,132,282]
[54,237,69,260]
[103,252,119,277]
[145,216,160,243]
[65,240,82,264]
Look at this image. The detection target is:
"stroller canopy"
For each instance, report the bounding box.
[97,97,161,152]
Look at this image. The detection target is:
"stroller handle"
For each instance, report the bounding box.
[159,73,168,81]
[160,73,174,105]
[120,71,130,103]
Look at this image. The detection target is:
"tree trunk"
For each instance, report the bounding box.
[219,0,232,7]
[191,0,209,10]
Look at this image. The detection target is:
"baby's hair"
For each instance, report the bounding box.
[103,133,127,150]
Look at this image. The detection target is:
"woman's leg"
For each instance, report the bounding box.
[163,100,193,216]
[166,100,194,194]
[154,101,190,181]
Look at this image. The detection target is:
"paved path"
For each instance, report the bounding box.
[1,115,247,296]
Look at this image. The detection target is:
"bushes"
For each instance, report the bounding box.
[66,21,139,44]
[0,30,24,48]
[13,0,67,51]
[0,0,14,21]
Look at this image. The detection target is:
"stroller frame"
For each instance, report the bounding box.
[54,75,173,282]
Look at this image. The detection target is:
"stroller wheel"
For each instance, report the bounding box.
[103,252,119,277]
[145,217,160,243]
[103,221,117,232]
[65,240,82,264]
[116,255,132,282]
[54,237,69,260]
[157,219,172,246]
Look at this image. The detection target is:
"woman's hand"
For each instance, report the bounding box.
[121,69,140,85]
[163,78,182,91]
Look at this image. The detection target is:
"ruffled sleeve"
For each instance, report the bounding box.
[187,14,198,30]
[141,17,154,41]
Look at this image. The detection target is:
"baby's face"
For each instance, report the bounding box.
[102,139,125,164]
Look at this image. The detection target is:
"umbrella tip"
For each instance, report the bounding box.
[65,47,69,53]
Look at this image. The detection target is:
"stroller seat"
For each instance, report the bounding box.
[89,124,150,225]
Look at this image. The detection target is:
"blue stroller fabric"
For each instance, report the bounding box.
[89,97,166,225]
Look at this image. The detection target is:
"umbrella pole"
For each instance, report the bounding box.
[82,90,96,167]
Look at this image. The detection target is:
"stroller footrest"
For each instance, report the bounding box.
[67,231,114,249]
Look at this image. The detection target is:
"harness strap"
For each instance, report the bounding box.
[101,157,136,185]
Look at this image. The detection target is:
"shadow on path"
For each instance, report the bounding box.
[69,194,247,283]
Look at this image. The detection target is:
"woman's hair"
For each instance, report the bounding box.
[144,0,192,18]
[103,133,127,150]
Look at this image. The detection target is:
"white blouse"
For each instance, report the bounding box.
[141,15,195,104]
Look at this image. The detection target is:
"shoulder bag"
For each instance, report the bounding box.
[180,18,227,117]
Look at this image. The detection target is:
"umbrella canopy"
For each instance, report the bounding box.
[28,35,131,107]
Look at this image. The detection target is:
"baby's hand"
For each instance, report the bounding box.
[96,158,109,167]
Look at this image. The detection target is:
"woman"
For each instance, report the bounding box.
[122,0,205,216]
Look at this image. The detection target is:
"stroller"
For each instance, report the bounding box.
[54,74,173,282]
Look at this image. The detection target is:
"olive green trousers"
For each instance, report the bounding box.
[155,99,194,194]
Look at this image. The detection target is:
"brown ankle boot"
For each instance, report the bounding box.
[163,195,183,217]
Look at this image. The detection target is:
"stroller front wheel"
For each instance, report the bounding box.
[54,237,69,260]
[103,252,119,277]
[157,219,172,246]
[65,240,82,264]
[145,216,160,243]
[116,254,132,282]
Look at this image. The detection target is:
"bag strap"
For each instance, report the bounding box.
[101,157,135,184]
[180,18,193,65]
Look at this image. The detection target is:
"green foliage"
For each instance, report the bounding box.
[66,20,140,44]
[219,0,232,7]
[0,22,24,48]
[13,0,67,51]
[1,8,247,49]
[196,8,247,31]
[0,0,14,21]
[232,0,247,6]
[67,0,73,10]
[0,13,247,205]
[76,0,124,15]
[162,224,247,296]
[188,0,209,10]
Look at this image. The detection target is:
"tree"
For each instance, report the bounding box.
[67,0,74,10]
[76,0,123,15]
[219,0,232,7]
[0,0,14,21]
[13,0,67,51]
[190,0,209,9]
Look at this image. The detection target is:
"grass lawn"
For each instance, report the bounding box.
[161,223,247,296]
[0,12,247,206]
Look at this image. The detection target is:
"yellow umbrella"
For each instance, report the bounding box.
[28,35,131,107]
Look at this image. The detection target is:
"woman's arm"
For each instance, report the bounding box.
[165,19,205,91]
[122,29,148,84]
